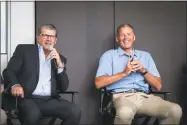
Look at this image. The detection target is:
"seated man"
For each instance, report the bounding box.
[95,24,182,124]
[3,24,81,125]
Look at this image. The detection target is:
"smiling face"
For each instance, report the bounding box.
[37,26,57,51]
[116,25,136,52]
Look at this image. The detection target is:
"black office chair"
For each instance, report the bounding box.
[1,81,78,125]
[99,86,171,125]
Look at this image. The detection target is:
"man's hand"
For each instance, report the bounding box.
[11,84,24,98]
[0,84,4,93]
[124,59,146,75]
[124,60,136,75]
[49,48,63,68]
[130,60,145,73]
[0,88,4,93]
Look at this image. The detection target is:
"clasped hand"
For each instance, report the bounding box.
[124,59,145,75]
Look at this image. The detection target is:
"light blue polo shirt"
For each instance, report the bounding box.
[96,47,160,93]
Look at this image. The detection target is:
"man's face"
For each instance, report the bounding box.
[37,27,57,50]
[116,26,135,50]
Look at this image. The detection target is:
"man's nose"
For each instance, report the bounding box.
[46,36,51,40]
[124,35,128,39]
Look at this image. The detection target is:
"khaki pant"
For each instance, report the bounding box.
[0,109,7,125]
[113,92,182,125]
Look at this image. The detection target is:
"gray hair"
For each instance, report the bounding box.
[37,24,58,37]
[116,24,134,35]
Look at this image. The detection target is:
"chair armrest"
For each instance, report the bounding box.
[150,91,171,100]
[151,91,171,95]
[58,91,78,94]
[57,91,78,102]
[100,89,113,114]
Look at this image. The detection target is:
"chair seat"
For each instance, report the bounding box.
[6,109,52,120]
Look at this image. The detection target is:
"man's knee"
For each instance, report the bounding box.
[116,106,135,120]
[168,104,182,120]
[0,109,7,124]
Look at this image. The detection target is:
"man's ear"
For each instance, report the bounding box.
[133,35,136,41]
[115,36,119,43]
[54,38,57,45]
[36,36,39,41]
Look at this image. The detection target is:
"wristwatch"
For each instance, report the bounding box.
[140,68,148,76]
[58,62,65,69]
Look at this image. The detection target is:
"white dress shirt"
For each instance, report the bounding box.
[32,44,63,96]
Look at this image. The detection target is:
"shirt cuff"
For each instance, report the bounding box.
[57,67,64,74]
[11,84,20,88]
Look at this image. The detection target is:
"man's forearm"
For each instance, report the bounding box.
[144,73,162,91]
[57,71,69,91]
[3,69,19,89]
[95,72,127,89]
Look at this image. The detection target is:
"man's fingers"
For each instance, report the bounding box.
[21,92,24,98]
[51,55,57,60]
[132,64,140,69]
[11,87,24,97]
[15,89,21,96]
[50,50,58,55]
[20,88,24,98]
[12,89,17,96]
[134,67,142,71]
[131,61,138,65]
[16,90,20,96]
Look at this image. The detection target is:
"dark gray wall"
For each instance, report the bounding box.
[36,2,186,124]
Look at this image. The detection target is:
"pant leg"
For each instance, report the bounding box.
[18,99,42,125]
[137,94,182,124]
[38,98,81,125]
[0,109,7,125]
[113,93,139,125]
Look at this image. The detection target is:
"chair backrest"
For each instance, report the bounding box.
[100,88,115,117]
[1,75,17,112]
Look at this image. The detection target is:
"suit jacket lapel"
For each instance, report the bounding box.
[51,62,57,95]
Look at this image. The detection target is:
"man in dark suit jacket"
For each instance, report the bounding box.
[3,24,81,125]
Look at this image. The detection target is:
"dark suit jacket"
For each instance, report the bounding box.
[3,44,69,98]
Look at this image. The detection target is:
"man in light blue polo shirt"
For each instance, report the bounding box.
[95,24,182,125]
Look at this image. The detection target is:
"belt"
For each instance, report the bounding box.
[112,89,146,94]
[125,89,145,93]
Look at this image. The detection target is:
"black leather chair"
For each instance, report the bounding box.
[1,79,78,125]
[99,86,171,125]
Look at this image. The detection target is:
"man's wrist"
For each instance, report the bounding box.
[140,68,148,76]
[57,62,65,74]
[11,84,21,88]
[121,72,128,77]
[57,62,65,69]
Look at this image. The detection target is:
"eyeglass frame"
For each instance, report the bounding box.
[40,34,57,39]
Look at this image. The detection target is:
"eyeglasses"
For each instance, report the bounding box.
[40,34,56,39]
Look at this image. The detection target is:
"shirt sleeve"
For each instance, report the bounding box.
[96,51,113,77]
[57,67,64,74]
[146,53,160,77]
